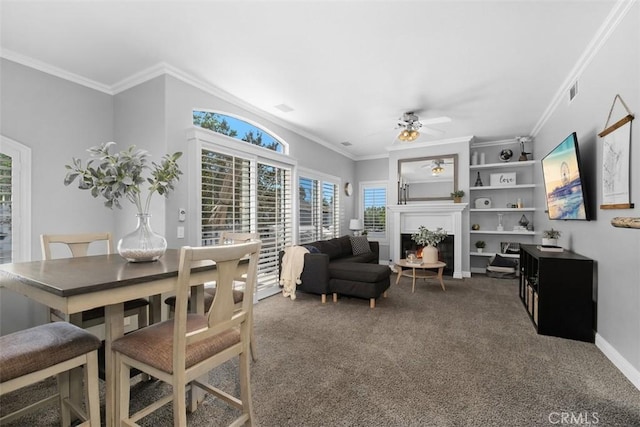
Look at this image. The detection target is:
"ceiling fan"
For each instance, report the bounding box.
[396,111,451,142]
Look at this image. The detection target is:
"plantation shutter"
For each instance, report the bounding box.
[298,177,320,244]
[363,187,387,236]
[322,181,339,239]
[0,153,11,264]
[199,144,293,297]
[200,149,251,245]
[256,162,293,292]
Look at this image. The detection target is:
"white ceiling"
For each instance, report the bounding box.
[0,0,618,159]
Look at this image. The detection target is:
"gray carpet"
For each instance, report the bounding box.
[2,274,639,426]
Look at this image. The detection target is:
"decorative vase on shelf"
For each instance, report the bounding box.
[422,244,439,264]
[117,213,167,262]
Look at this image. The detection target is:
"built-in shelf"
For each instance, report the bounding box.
[470,208,536,212]
[470,230,536,235]
[469,139,536,274]
[470,184,536,191]
[470,160,536,170]
[470,251,519,258]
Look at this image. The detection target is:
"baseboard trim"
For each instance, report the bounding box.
[595,333,640,391]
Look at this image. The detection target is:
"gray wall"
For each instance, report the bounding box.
[0,59,115,333]
[113,76,169,239]
[532,3,639,379]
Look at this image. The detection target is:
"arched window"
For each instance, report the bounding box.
[193,110,287,154]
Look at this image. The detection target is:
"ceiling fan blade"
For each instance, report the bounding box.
[422,116,452,125]
[420,126,446,136]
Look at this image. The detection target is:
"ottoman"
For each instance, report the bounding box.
[328,262,391,308]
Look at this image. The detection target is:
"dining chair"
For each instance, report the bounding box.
[164,231,259,361]
[112,240,261,426]
[0,322,101,426]
[40,232,149,330]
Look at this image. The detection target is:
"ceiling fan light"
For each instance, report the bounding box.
[398,129,411,141]
[432,165,444,175]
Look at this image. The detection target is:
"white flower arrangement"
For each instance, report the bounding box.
[411,226,448,247]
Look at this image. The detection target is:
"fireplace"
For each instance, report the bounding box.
[388,203,467,278]
[401,234,454,276]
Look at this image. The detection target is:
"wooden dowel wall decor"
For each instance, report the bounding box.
[599,94,634,210]
[611,217,640,229]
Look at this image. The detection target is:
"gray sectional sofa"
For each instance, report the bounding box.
[279,235,391,308]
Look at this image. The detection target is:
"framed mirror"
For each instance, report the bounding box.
[398,154,458,202]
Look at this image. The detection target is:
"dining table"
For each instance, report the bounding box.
[0,248,218,426]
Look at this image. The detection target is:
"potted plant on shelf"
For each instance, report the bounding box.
[411,226,448,264]
[64,142,182,262]
[542,228,562,246]
[474,240,486,253]
[451,190,465,203]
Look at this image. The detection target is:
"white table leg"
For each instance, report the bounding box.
[66,312,84,423]
[105,303,125,427]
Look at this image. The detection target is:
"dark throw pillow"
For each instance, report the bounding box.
[302,245,320,254]
[490,254,518,268]
[350,236,371,256]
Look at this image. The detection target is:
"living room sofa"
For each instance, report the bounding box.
[279,235,391,307]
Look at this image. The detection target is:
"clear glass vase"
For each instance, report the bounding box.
[117,213,167,262]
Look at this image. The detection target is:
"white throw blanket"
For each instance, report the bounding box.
[279,245,309,300]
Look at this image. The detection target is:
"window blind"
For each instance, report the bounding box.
[322,182,339,239]
[298,177,320,244]
[363,187,387,236]
[199,147,292,296]
[0,153,11,264]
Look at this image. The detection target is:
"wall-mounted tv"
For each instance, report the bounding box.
[541,132,591,220]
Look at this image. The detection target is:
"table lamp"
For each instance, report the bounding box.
[349,219,363,236]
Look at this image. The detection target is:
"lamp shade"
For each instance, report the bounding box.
[349,219,363,231]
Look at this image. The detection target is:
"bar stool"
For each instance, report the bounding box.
[0,322,102,426]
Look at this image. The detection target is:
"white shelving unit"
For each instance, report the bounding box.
[469,139,537,274]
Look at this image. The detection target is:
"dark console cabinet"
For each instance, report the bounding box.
[519,244,594,342]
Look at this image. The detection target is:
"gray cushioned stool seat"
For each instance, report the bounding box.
[0,322,101,382]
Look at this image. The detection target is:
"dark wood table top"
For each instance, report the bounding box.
[0,249,215,297]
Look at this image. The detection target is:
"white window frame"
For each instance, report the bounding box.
[188,128,295,300]
[0,135,31,262]
[359,181,388,244]
[297,167,341,244]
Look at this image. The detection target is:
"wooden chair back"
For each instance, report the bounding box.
[173,241,261,369]
[220,231,258,244]
[41,232,113,260]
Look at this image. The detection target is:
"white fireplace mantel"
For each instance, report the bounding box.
[388,203,467,278]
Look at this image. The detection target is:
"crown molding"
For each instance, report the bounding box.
[470,138,518,148]
[530,0,636,137]
[110,62,168,94]
[354,152,390,161]
[0,49,356,161]
[110,62,357,160]
[0,48,114,94]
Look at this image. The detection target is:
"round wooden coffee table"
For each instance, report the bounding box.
[395,259,446,293]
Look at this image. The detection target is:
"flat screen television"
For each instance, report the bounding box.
[541,132,591,220]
